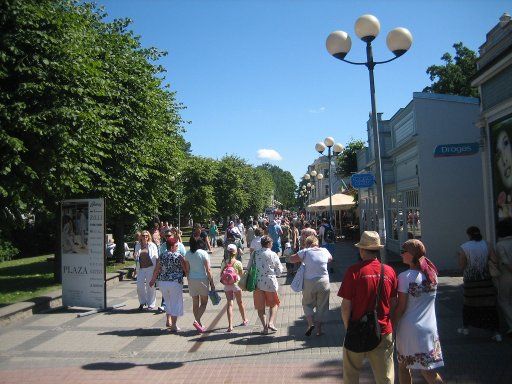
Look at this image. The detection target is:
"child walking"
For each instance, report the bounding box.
[221,244,249,332]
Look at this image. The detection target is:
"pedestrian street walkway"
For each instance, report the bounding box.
[0,241,511,383]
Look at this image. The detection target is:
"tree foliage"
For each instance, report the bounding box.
[241,167,274,220]
[0,0,187,261]
[214,156,251,222]
[257,163,296,209]
[335,139,365,178]
[181,156,218,224]
[423,42,478,97]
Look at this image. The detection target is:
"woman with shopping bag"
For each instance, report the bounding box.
[289,235,332,336]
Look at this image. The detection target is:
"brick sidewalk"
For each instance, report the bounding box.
[0,242,511,383]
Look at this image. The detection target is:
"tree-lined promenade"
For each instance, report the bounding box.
[0,0,296,269]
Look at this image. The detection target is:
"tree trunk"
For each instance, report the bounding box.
[54,202,62,283]
[113,216,125,264]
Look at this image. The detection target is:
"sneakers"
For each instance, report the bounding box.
[193,321,206,333]
[157,306,165,313]
[457,327,469,335]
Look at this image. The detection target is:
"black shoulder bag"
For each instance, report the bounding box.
[343,262,384,353]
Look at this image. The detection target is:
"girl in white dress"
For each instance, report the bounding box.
[394,239,444,384]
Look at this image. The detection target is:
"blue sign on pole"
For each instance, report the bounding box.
[351,173,375,189]
[433,142,479,158]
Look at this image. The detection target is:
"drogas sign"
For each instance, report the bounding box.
[433,142,479,158]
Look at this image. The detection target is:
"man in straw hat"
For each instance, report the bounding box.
[337,231,398,384]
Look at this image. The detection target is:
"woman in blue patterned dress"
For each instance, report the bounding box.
[394,239,444,384]
[150,237,188,333]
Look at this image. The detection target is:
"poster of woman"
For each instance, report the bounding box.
[491,115,512,224]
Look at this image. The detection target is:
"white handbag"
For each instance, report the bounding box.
[291,263,305,292]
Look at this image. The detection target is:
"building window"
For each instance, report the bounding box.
[405,190,421,239]
[325,185,329,197]
[386,194,400,241]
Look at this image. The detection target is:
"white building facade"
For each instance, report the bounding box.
[357,92,483,271]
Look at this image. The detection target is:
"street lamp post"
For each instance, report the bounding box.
[315,138,344,228]
[326,14,412,255]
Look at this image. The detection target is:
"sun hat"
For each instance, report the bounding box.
[227,244,237,253]
[355,231,384,250]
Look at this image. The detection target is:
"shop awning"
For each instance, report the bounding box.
[306,193,356,212]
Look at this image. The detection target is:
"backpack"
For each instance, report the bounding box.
[221,261,239,285]
[323,224,335,244]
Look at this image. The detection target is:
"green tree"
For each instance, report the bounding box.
[181,156,218,225]
[0,1,187,266]
[257,163,296,209]
[215,156,251,224]
[423,42,478,97]
[241,167,274,220]
[335,139,365,178]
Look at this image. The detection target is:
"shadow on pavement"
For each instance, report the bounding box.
[231,334,295,345]
[300,359,342,380]
[82,361,183,371]
[187,330,252,342]
[99,328,169,337]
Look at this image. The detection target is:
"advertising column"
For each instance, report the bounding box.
[61,198,106,309]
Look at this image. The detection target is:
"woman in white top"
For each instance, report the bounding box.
[249,227,263,253]
[248,235,283,334]
[290,235,332,336]
[394,239,444,384]
[134,230,159,310]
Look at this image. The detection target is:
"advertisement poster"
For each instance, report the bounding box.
[491,115,512,228]
[61,198,106,309]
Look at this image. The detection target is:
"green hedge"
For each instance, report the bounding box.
[0,238,20,262]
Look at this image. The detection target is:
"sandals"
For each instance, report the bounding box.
[305,325,315,337]
[193,321,206,333]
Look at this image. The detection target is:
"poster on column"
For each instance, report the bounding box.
[491,114,512,230]
[61,198,106,309]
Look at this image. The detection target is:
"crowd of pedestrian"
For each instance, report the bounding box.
[126,215,511,384]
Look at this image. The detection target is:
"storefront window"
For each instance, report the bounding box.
[405,190,421,239]
[386,194,398,240]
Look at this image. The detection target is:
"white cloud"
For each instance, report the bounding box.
[257,149,283,161]
[308,107,326,114]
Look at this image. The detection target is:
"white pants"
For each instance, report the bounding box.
[137,266,156,308]
[159,281,184,316]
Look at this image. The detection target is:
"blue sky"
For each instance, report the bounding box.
[100,0,510,182]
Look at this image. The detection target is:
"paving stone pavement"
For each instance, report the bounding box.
[0,241,511,383]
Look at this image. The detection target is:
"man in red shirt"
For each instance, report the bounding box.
[338,231,398,384]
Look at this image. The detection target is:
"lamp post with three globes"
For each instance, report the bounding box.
[326,14,413,253]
